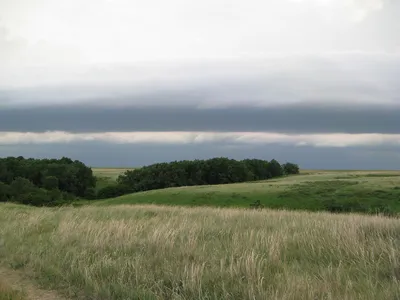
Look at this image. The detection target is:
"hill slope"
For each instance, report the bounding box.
[93,170,400,214]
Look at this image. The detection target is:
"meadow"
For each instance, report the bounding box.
[1,170,400,299]
[92,169,400,215]
[1,203,400,300]
[0,278,25,300]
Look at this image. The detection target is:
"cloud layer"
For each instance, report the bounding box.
[1,131,400,148]
[0,0,399,71]
[1,104,399,134]
[1,1,399,169]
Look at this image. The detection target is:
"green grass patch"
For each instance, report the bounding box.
[94,176,116,192]
[93,171,400,215]
[93,168,134,192]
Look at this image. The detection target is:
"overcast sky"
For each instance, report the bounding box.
[0,0,399,169]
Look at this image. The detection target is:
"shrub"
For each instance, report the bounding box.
[17,189,51,206]
[97,184,132,199]
[249,200,264,210]
[323,198,359,213]
[282,162,300,175]
[0,182,10,202]
[9,177,37,195]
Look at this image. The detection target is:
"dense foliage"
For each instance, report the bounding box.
[109,157,299,198]
[0,156,96,206]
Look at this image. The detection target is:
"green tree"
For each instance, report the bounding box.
[43,176,59,190]
[282,162,300,175]
[9,177,36,196]
[116,157,293,198]
[268,159,283,177]
[0,182,10,202]
[0,156,96,206]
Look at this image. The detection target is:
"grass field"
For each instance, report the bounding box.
[1,170,398,299]
[93,168,135,192]
[93,168,135,180]
[0,278,25,300]
[92,170,400,213]
[0,203,400,300]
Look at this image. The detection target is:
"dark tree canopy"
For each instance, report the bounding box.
[0,155,300,205]
[0,156,96,206]
[110,157,299,198]
[282,162,300,175]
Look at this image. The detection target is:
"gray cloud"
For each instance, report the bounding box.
[1,103,399,134]
[1,1,399,170]
[1,52,399,134]
[1,141,399,170]
[1,54,399,139]
[2,131,400,148]
[1,52,399,94]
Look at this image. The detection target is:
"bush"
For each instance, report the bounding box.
[9,177,37,195]
[97,185,132,199]
[249,200,264,210]
[16,189,51,206]
[322,198,396,216]
[0,182,10,202]
[84,188,97,200]
[282,162,300,175]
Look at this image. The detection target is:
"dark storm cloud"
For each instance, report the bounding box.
[1,52,399,134]
[1,103,400,134]
[1,141,400,170]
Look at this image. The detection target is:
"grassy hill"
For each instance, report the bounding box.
[1,203,400,300]
[1,170,400,299]
[91,170,400,214]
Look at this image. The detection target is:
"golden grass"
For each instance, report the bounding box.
[0,204,400,299]
[0,279,25,300]
[92,168,134,179]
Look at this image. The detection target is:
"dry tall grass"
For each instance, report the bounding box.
[0,279,25,300]
[0,204,399,299]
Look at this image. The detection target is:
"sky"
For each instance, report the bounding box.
[0,0,399,169]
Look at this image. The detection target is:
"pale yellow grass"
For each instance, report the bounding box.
[0,267,67,300]
[0,204,399,299]
[92,168,134,180]
[0,278,25,300]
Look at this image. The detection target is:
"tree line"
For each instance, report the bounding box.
[0,156,96,206]
[98,157,299,198]
[0,156,299,206]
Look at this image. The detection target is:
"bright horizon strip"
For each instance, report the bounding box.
[1,131,400,148]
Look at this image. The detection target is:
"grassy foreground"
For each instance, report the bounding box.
[1,203,400,299]
[0,279,25,300]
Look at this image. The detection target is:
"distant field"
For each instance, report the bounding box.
[93,168,135,180]
[0,204,399,299]
[91,170,400,214]
[92,168,135,191]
